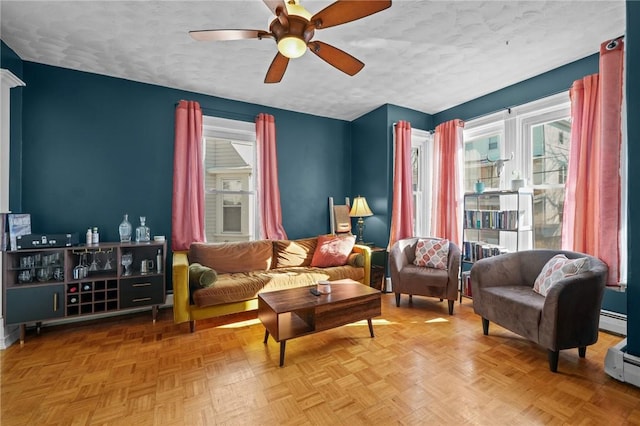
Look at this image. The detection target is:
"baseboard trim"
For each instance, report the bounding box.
[385,277,392,293]
[0,324,20,350]
[600,309,627,336]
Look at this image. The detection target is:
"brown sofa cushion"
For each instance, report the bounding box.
[192,265,364,308]
[189,241,273,274]
[273,237,318,268]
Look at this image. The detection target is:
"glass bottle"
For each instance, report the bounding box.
[119,214,132,243]
[135,216,150,242]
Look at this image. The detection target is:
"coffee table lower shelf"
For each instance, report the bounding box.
[258,280,381,367]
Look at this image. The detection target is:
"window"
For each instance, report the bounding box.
[464,134,503,191]
[202,116,257,242]
[463,93,570,249]
[527,116,571,248]
[411,128,433,237]
[463,120,505,191]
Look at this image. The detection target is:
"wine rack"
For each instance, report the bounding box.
[66,280,119,316]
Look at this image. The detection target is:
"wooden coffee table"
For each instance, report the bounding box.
[258,279,381,367]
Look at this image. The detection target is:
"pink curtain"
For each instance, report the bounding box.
[256,113,288,240]
[388,120,414,250]
[432,119,464,246]
[562,38,624,286]
[172,100,205,251]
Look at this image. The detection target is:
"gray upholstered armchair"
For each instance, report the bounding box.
[389,237,461,315]
[470,250,608,372]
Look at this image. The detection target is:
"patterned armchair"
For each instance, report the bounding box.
[389,237,461,315]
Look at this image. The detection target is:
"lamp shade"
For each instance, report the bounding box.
[277,36,307,58]
[349,196,373,218]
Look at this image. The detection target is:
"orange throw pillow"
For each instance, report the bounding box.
[310,234,356,267]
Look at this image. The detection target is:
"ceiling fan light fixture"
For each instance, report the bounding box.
[285,1,312,20]
[278,36,307,58]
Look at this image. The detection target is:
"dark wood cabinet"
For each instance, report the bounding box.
[2,241,166,343]
[6,284,64,324]
[120,276,165,309]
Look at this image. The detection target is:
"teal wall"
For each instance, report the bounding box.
[351,104,432,248]
[15,62,352,292]
[351,105,389,248]
[625,0,639,356]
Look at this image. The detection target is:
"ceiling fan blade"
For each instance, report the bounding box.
[308,41,364,76]
[189,29,271,41]
[263,0,287,16]
[311,0,392,29]
[265,52,290,83]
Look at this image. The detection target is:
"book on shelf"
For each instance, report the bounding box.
[462,240,508,262]
[461,271,472,297]
[463,209,521,230]
[8,213,31,251]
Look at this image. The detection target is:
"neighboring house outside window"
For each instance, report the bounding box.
[202,116,257,242]
[463,93,570,249]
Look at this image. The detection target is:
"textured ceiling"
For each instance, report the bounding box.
[0,0,626,121]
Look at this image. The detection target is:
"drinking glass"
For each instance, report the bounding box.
[121,253,133,276]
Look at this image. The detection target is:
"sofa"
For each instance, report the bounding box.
[173,236,372,332]
[470,249,608,372]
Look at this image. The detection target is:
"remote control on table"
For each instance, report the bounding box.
[309,288,321,296]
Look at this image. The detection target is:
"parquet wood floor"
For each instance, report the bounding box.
[1,293,639,425]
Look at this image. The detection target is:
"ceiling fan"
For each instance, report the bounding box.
[189,0,392,83]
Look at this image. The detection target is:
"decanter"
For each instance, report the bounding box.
[135,216,150,242]
[119,214,132,243]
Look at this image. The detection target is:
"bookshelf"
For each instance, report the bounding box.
[460,189,534,301]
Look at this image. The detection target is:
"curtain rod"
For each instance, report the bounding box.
[392,122,434,134]
[457,86,574,124]
[173,102,256,122]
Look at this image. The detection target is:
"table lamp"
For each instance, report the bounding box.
[349,196,373,243]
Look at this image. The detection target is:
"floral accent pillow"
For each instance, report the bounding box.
[413,238,450,270]
[533,254,590,297]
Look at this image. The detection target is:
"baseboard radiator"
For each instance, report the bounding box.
[600,309,627,336]
[605,338,640,388]
[601,310,640,387]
